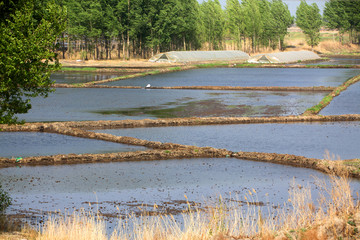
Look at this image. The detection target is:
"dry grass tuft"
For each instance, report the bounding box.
[314,40,360,54]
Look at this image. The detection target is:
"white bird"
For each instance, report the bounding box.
[146,84,151,88]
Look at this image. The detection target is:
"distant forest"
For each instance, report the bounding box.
[52,0,360,60]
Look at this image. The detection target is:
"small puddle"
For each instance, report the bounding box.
[93,121,360,159]
[0,132,146,158]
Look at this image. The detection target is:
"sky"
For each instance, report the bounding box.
[197,0,328,16]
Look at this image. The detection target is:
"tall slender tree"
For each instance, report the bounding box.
[296,0,322,48]
[270,0,293,50]
[226,0,246,50]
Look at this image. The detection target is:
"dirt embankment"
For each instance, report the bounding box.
[1,114,360,178]
[2,115,360,132]
[52,84,335,92]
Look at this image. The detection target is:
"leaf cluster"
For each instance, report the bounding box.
[295,0,322,48]
[0,0,67,124]
[0,183,11,213]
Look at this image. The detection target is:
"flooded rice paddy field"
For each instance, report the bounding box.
[0,132,146,158]
[17,88,327,122]
[4,67,360,227]
[320,81,360,115]
[2,158,360,226]
[93,121,360,160]
[101,68,360,87]
[51,72,125,84]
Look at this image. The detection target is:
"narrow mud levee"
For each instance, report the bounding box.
[0,147,358,179]
[233,151,358,178]
[150,86,335,91]
[0,147,231,168]
[53,84,142,89]
[1,115,360,131]
[65,114,360,129]
[52,84,335,92]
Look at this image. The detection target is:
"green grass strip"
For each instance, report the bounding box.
[195,62,229,68]
[303,74,360,116]
[304,64,355,69]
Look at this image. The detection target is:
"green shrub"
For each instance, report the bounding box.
[0,183,11,213]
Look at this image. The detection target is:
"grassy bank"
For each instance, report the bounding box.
[303,74,360,115]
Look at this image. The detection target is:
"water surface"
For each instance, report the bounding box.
[100,68,360,87]
[17,88,326,122]
[320,81,360,115]
[0,132,146,158]
[94,121,360,159]
[51,72,122,84]
[2,158,356,224]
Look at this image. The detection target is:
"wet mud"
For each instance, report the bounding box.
[92,99,285,118]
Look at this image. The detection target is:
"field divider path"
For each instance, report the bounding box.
[52,83,335,92]
[1,115,360,131]
[303,74,360,115]
[1,115,360,177]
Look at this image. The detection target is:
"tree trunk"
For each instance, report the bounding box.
[183,35,186,51]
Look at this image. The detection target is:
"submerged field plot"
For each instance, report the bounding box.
[320,80,360,115]
[0,132,146,158]
[2,64,360,232]
[51,72,126,84]
[2,158,360,227]
[100,68,360,88]
[16,88,328,122]
[93,121,360,160]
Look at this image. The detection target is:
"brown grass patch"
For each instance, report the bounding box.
[314,40,360,55]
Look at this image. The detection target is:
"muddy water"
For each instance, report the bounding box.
[2,158,359,226]
[51,72,124,84]
[0,132,146,158]
[321,81,360,115]
[17,88,327,122]
[94,121,360,160]
[101,68,360,87]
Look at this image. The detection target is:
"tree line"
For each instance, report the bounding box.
[54,0,360,60]
[56,0,294,60]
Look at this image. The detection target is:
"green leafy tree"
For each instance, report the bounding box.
[201,0,225,50]
[323,0,350,43]
[258,0,274,49]
[324,0,360,44]
[242,0,263,52]
[0,0,67,124]
[296,0,322,48]
[270,0,293,50]
[226,0,246,50]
